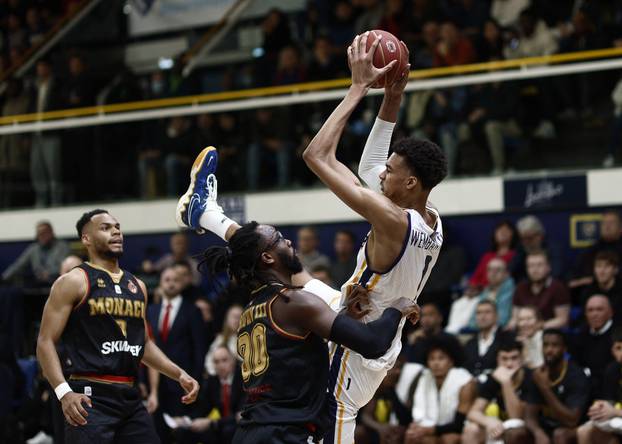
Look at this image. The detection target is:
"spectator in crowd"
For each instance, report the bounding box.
[310,264,334,287]
[62,54,93,109]
[353,0,384,35]
[331,229,357,287]
[59,254,82,275]
[6,13,27,50]
[246,108,294,190]
[328,1,356,53]
[490,0,530,28]
[1,221,69,286]
[464,300,512,376]
[515,305,544,369]
[463,339,534,444]
[408,303,455,364]
[525,329,590,444]
[211,114,244,190]
[272,45,306,85]
[174,261,204,302]
[443,0,489,36]
[419,226,467,318]
[445,289,479,335]
[433,21,476,67]
[411,21,440,69]
[504,7,558,139]
[0,77,29,196]
[307,35,344,82]
[580,250,622,310]
[177,346,242,444]
[572,295,614,399]
[194,296,215,346]
[509,251,570,329]
[146,267,207,441]
[378,0,408,39]
[469,257,515,329]
[510,215,564,283]
[296,226,331,271]
[143,232,201,286]
[570,210,622,290]
[405,335,475,444]
[469,220,517,292]
[473,19,504,62]
[254,8,293,86]
[577,329,622,444]
[359,357,411,444]
[29,58,64,207]
[204,304,243,376]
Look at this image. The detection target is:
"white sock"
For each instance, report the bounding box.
[199,210,237,241]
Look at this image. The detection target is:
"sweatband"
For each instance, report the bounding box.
[199,211,236,241]
[358,117,395,192]
[55,382,73,401]
[329,308,401,359]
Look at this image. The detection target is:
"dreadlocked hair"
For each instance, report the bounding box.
[198,221,300,292]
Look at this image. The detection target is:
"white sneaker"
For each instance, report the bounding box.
[27,431,53,444]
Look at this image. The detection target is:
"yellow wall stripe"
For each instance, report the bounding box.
[2,46,622,125]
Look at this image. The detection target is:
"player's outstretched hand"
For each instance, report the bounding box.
[61,392,91,426]
[179,372,199,404]
[348,32,397,89]
[344,284,372,320]
[391,297,420,321]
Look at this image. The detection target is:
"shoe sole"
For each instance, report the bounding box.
[175,146,216,228]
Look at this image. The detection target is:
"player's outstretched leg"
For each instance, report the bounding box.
[176,146,239,240]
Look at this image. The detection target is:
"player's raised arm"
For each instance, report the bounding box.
[272,287,418,360]
[302,33,406,235]
[37,269,92,426]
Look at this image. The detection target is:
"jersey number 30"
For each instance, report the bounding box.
[238,324,269,382]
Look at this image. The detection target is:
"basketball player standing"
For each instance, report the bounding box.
[37,209,199,443]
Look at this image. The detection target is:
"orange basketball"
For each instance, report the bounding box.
[364,29,409,88]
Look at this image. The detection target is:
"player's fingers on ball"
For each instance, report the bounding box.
[400,40,409,57]
[380,59,397,74]
[352,35,360,57]
[361,32,369,55]
[369,33,382,58]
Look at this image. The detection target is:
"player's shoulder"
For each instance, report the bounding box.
[50,268,89,302]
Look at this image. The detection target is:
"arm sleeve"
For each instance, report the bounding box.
[329,308,401,359]
[357,117,395,193]
[434,411,466,435]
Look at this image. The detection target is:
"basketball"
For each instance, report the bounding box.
[365,29,409,88]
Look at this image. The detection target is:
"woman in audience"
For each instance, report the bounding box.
[515,305,544,369]
[405,335,476,443]
[468,220,517,292]
[204,304,243,375]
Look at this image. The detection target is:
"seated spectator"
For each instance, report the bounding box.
[407,302,455,364]
[59,255,82,275]
[490,0,531,28]
[327,1,355,53]
[445,290,479,335]
[1,221,69,286]
[504,8,558,139]
[419,226,467,318]
[143,232,201,286]
[310,264,334,287]
[353,0,384,35]
[469,258,515,329]
[205,305,243,376]
[378,0,407,38]
[570,210,622,290]
[510,215,564,283]
[464,300,513,376]
[177,346,242,444]
[25,7,48,47]
[433,21,476,67]
[307,36,344,81]
[194,296,215,346]
[212,113,245,191]
[331,229,357,288]
[580,251,622,311]
[296,226,331,271]
[572,295,614,400]
[440,0,488,37]
[515,306,544,369]
[463,339,534,444]
[577,329,622,443]
[272,45,306,85]
[405,335,475,443]
[473,19,504,62]
[412,21,440,70]
[146,267,207,432]
[174,261,204,302]
[359,356,411,444]
[525,329,590,444]
[509,251,570,329]
[246,108,294,190]
[468,220,517,292]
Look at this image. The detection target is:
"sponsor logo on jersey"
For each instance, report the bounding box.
[97,278,106,288]
[101,340,142,357]
[128,281,138,294]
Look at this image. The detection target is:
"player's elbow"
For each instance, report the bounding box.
[359,337,392,360]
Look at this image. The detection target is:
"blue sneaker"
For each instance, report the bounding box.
[176,146,221,232]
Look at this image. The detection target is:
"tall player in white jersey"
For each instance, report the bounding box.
[302,33,447,443]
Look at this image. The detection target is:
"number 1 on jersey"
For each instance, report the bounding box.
[417,255,433,292]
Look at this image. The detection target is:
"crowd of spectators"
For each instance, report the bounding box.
[2,208,622,443]
[2,0,622,207]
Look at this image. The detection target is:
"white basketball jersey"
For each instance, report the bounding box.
[340,206,443,322]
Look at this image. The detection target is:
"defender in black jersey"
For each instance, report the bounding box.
[199,221,419,443]
[36,209,200,444]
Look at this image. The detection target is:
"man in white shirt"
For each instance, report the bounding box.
[464,300,510,376]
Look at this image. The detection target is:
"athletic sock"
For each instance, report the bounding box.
[199,210,236,241]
